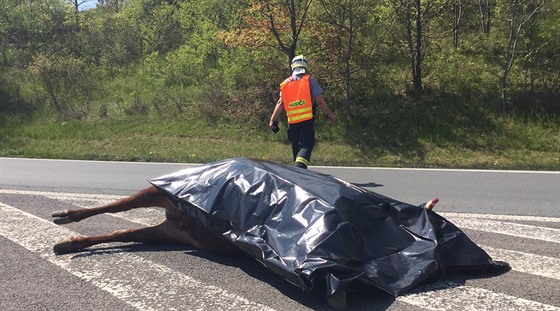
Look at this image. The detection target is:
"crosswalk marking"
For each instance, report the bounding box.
[1,190,559,310]
[0,202,277,311]
[480,245,560,281]
[441,212,560,223]
[444,217,560,243]
[399,281,560,311]
[0,189,123,200]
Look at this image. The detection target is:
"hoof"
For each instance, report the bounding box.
[53,240,75,255]
[53,236,87,255]
[425,198,439,211]
[327,289,348,310]
[52,210,74,224]
[53,216,73,225]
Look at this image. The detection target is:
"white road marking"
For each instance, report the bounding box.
[0,189,122,202]
[480,245,560,281]
[440,212,560,223]
[2,189,560,310]
[444,217,560,243]
[0,189,163,226]
[398,281,560,311]
[3,188,560,228]
[0,202,277,311]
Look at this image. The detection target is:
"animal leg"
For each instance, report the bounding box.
[53,220,197,255]
[52,186,172,224]
[425,197,439,210]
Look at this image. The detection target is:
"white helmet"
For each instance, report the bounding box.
[291,55,309,71]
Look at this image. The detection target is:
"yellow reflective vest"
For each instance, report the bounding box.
[281,75,313,124]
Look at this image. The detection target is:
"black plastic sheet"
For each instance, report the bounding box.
[150,158,508,297]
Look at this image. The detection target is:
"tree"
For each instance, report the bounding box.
[99,0,123,12]
[519,2,560,97]
[392,0,418,95]
[121,0,182,55]
[392,0,448,96]
[316,0,372,114]
[69,0,95,25]
[267,0,313,62]
[478,0,495,34]
[221,0,313,65]
[499,0,544,115]
[452,0,464,48]
[28,53,97,119]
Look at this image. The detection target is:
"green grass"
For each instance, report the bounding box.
[1,113,558,170]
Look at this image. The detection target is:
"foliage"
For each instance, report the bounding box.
[27,53,100,120]
[0,0,558,168]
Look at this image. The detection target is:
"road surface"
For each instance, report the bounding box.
[1,158,559,310]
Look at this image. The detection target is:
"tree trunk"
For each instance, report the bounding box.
[344,3,354,115]
[500,76,508,116]
[265,0,312,67]
[73,1,79,26]
[453,0,463,48]
[413,0,423,96]
[500,0,543,116]
[478,0,493,35]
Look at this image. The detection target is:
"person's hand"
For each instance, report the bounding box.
[269,120,279,133]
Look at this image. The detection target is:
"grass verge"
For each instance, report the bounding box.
[0,115,558,170]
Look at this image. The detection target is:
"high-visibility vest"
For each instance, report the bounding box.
[281,75,313,124]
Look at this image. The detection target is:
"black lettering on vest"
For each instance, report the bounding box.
[289,100,306,108]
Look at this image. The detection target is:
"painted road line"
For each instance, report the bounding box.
[11,190,560,283]
[480,245,560,281]
[0,189,122,202]
[4,189,560,244]
[41,190,560,244]
[398,281,560,311]
[42,192,165,226]
[0,202,277,311]
[440,212,560,223]
[0,189,164,226]
[32,191,560,281]
[446,218,560,243]
[55,205,560,282]
[3,189,560,224]
[2,192,560,310]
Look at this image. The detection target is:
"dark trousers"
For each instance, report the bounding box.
[287,120,315,169]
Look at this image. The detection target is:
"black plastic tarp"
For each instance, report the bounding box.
[150,158,508,297]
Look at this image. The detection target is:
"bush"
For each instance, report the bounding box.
[27,53,99,120]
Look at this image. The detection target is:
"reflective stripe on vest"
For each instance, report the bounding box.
[281,75,313,124]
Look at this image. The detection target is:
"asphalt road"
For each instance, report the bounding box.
[1,157,558,216]
[1,158,559,310]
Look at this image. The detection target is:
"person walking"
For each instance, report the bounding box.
[269,55,336,169]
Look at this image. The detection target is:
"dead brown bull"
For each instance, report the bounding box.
[51,185,243,256]
[52,183,439,256]
[52,184,439,310]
